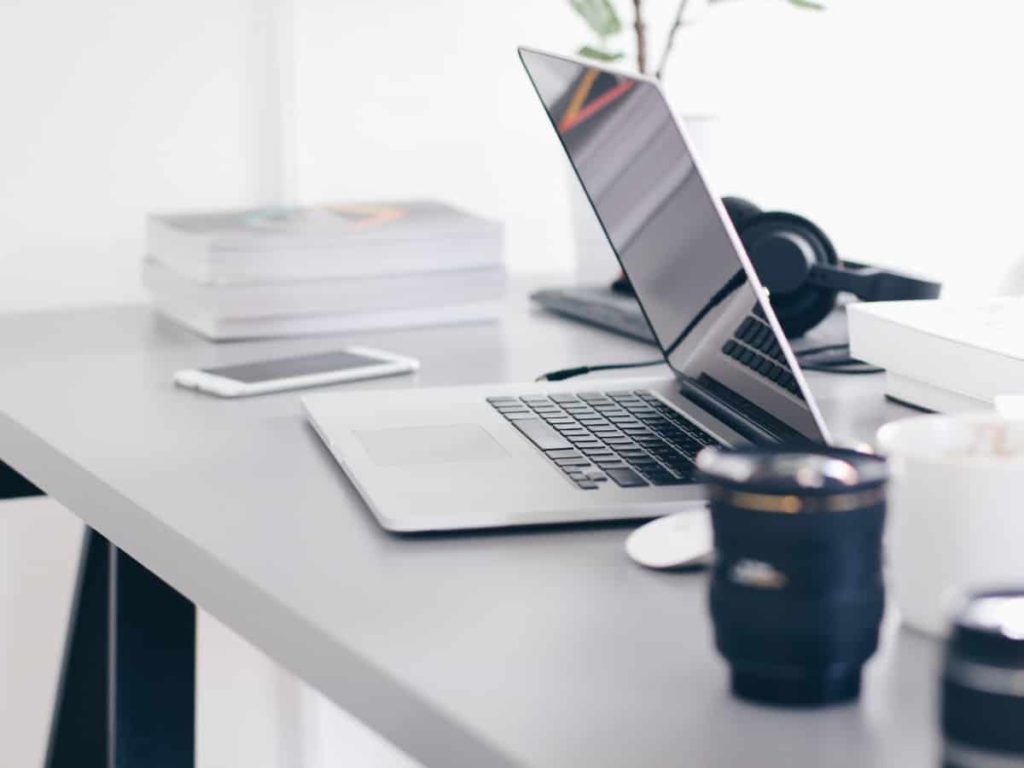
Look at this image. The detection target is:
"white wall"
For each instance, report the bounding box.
[288,0,1024,296]
[0,0,272,312]
[288,0,584,275]
[5,0,1024,312]
[663,0,1024,297]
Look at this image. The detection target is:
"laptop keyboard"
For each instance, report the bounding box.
[721,305,801,396]
[487,390,721,490]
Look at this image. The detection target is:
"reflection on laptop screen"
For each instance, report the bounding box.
[520,48,826,443]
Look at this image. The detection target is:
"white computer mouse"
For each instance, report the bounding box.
[625,507,714,570]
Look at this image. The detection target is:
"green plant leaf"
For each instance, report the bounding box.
[570,0,622,38]
[787,0,826,8]
[578,45,625,61]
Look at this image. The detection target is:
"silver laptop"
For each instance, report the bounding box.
[303,48,830,532]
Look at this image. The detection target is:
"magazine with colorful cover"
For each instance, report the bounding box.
[147,201,504,283]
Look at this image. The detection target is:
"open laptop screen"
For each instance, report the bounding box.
[519,48,827,443]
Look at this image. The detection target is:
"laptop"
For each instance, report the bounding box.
[302,48,830,532]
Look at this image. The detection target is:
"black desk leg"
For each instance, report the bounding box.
[45,530,196,768]
[0,459,42,499]
[44,529,109,767]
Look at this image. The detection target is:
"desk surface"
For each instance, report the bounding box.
[0,288,937,767]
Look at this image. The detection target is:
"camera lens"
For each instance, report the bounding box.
[942,591,1024,767]
[697,447,887,706]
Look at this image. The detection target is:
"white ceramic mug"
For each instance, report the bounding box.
[877,414,1024,637]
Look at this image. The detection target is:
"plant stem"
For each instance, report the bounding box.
[632,0,647,74]
[655,0,691,81]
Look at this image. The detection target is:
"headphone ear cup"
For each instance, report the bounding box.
[721,197,762,232]
[737,211,840,338]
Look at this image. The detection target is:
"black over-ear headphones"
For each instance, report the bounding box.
[722,197,942,337]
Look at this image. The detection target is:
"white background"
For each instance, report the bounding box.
[5,0,1024,313]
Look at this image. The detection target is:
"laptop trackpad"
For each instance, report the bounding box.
[355,424,508,467]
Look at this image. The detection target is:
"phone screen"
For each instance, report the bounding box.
[203,351,387,384]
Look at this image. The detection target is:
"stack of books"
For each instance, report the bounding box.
[143,201,505,340]
[849,297,1024,412]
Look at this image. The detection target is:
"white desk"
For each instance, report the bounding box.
[0,289,936,767]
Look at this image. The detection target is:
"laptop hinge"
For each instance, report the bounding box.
[677,375,799,446]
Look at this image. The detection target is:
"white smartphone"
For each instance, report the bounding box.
[174,346,419,398]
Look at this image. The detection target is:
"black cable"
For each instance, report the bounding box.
[535,359,664,382]
[535,343,881,382]
[800,363,883,375]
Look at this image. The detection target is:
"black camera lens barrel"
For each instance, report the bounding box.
[698,447,888,707]
[942,592,1024,767]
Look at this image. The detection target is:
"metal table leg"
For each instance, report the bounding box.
[38,522,197,767]
[0,459,41,499]
[1,459,196,767]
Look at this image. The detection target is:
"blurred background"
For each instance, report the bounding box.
[6,0,1024,314]
[3,0,1024,765]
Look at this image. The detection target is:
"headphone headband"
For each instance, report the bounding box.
[723,197,941,337]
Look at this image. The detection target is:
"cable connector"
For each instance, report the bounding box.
[535,359,664,383]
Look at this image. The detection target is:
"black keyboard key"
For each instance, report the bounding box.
[547,449,582,460]
[503,412,537,421]
[487,396,519,404]
[605,439,635,448]
[592,407,627,417]
[512,419,573,451]
[576,480,599,490]
[649,474,692,486]
[606,467,649,487]
[663,466,696,479]
[555,457,591,467]
[630,460,661,472]
[648,447,678,457]
[618,449,648,458]
[570,440,604,449]
[626,408,657,417]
